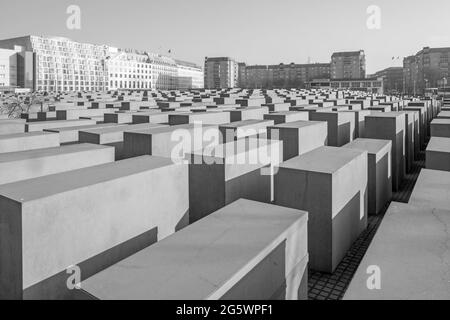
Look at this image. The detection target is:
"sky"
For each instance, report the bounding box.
[1,0,449,74]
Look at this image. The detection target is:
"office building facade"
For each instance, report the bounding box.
[175,60,204,89]
[372,67,404,94]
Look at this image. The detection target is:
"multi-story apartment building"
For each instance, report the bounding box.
[204,57,239,89]
[0,48,18,89]
[0,35,203,92]
[238,62,330,89]
[373,67,404,94]
[175,60,204,89]
[403,47,450,95]
[331,50,366,79]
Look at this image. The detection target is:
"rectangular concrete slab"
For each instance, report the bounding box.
[275,146,368,273]
[188,138,283,223]
[219,120,274,143]
[268,120,328,161]
[263,111,309,125]
[44,123,122,144]
[0,132,60,154]
[426,137,450,172]
[230,107,269,122]
[26,119,97,132]
[430,119,450,138]
[364,112,405,191]
[344,202,450,300]
[0,120,26,135]
[310,111,355,147]
[409,168,450,211]
[78,199,309,300]
[169,112,231,125]
[343,138,392,215]
[0,144,115,185]
[0,156,189,299]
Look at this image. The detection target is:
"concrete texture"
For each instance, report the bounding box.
[364,112,405,191]
[26,119,97,133]
[230,107,269,122]
[340,110,371,139]
[310,111,355,147]
[0,144,114,185]
[123,124,220,160]
[0,132,60,154]
[56,108,113,120]
[169,112,231,125]
[0,120,26,135]
[264,103,291,112]
[344,202,450,300]
[0,156,189,299]
[409,168,450,211]
[78,199,309,300]
[403,106,426,148]
[103,113,134,124]
[437,111,450,119]
[430,119,450,138]
[79,123,166,160]
[342,138,392,215]
[263,111,309,125]
[399,111,415,171]
[275,146,368,273]
[132,112,170,124]
[219,120,274,143]
[267,120,328,161]
[188,139,282,223]
[426,137,450,172]
[44,123,122,144]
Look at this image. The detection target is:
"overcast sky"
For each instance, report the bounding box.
[1,0,449,74]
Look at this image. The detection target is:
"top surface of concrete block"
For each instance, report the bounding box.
[80,199,308,300]
[273,120,326,129]
[426,137,450,153]
[279,146,366,174]
[343,138,392,156]
[0,143,111,163]
[344,202,450,300]
[219,119,273,129]
[431,118,450,125]
[0,156,172,203]
[409,169,450,211]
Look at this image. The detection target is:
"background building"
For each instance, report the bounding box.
[175,60,204,89]
[0,35,203,92]
[204,57,239,89]
[238,62,330,89]
[0,48,18,89]
[331,50,366,79]
[307,77,383,94]
[403,47,450,95]
[372,67,404,94]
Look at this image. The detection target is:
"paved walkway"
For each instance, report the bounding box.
[308,150,426,300]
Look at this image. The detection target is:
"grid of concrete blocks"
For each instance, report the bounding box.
[0,89,448,300]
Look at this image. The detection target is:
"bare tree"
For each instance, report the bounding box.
[0,93,47,119]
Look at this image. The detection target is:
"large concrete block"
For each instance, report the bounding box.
[219,120,274,143]
[399,111,415,172]
[0,120,26,135]
[274,146,368,273]
[56,108,113,120]
[340,110,371,139]
[169,112,230,126]
[364,112,405,191]
[230,107,269,122]
[236,98,265,107]
[0,144,114,185]
[426,137,450,172]
[104,112,134,124]
[404,105,426,148]
[77,199,309,300]
[267,120,327,161]
[431,119,450,138]
[263,111,309,125]
[0,132,60,154]
[437,111,450,119]
[409,168,450,211]
[132,112,170,124]
[264,103,291,112]
[0,156,189,299]
[44,123,122,144]
[123,124,220,160]
[26,119,97,132]
[188,139,282,223]
[310,111,355,147]
[79,123,166,160]
[344,202,450,300]
[343,138,392,215]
